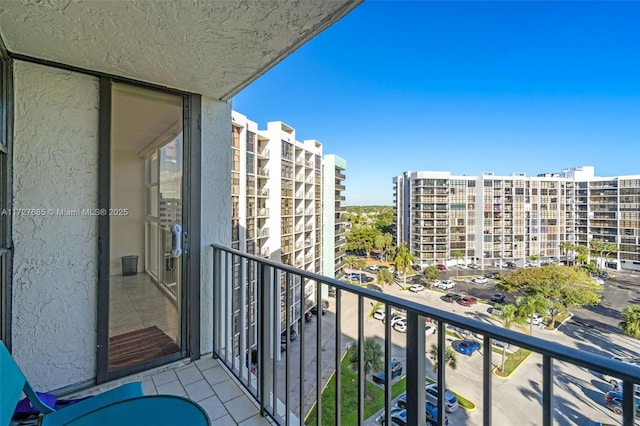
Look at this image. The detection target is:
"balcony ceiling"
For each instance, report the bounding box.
[0,0,361,100]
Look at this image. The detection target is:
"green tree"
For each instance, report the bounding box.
[394,244,415,288]
[528,254,539,266]
[496,265,602,328]
[515,295,548,335]
[422,265,439,286]
[344,255,358,270]
[376,268,394,288]
[348,337,384,399]
[492,304,525,373]
[590,239,618,272]
[428,344,458,373]
[346,227,381,257]
[451,251,464,278]
[619,305,640,338]
[574,244,589,266]
[353,258,367,285]
[559,242,575,264]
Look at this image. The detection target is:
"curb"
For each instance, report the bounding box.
[491,349,534,379]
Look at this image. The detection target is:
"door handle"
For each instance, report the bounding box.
[171,224,182,257]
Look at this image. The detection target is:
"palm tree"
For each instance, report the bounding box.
[619,305,640,338]
[559,242,573,264]
[451,251,464,278]
[344,254,357,270]
[574,245,589,266]
[376,268,393,288]
[528,253,539,266]
[515,295,548,335]
[590,239,618,272]
[422,265,439,287]
[428,344,458,373]
[348,337,384,398]
[394,244,415,288]
[353,258,367,285]
[493,304,525,373]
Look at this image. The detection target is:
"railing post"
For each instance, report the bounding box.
[542,355,553,426]
[437,320,446,426]
[406,311,426,426]
[357,296,364,425]
[335,288,342,425]
[483,335,492,426]
[211,246,219,357]
[384,304,392,426]
[257,262,272,417]
[316,279,323,426]
[622,380,635,426]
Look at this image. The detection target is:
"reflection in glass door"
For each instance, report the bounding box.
[108,83,183,373]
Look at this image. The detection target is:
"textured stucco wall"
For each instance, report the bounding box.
[12,61,99,390]
[200,98,232,354]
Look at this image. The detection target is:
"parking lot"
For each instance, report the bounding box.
[344,264,640,425]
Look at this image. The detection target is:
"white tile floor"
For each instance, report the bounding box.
[70,356,274,426]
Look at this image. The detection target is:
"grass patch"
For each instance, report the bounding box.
[491,347,533,376]
[305,357,406,425]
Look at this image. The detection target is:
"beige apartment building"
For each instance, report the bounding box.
[231,112,347,331]
[394,166,640,271]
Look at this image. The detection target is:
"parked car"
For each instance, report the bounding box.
[488,305,503,316]
[485,271,500,279]
[492,340,510,349]
[437,280,455,290]
[373,308,386,320]
[362,275,375,283]
[506,261,517,268]
[436,264,447,271]
[383,314,406,326]
[396,395,449,425]
[424,323,437,336]
[367,284,383,292]
[371,359,403,385]
[413,264,422,271]
[604,387,640,417]
[591,275,605,285]
[409,284,425,293]
[368,264,380,271]
[525,313,544,326]
[393,318,407,333]
[425,384,459,412]
[455,339,481,355]
[490,293,506,304]
[310,304,326,315]
[441,293,460,303]
[472,277,488,284]
[457,296,478,307]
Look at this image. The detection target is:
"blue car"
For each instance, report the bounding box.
[395,395,449,425]
[604,383,640,417]
[372,359,403,385]
[455,339,481,355]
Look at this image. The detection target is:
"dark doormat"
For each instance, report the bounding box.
[109,326,179,372]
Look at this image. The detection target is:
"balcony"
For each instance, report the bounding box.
[211,244,640,426]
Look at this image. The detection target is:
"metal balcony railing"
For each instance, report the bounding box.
[211,244,640,426]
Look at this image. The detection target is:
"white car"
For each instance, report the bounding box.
[390,315,406,327]
[368,265,380,272]
[393,318,407,333]
[373,308,385,320]
[472,277,488,284]
[409,284,424,293]
[424,323,437,336]
[526,313,544,326]
[437,280,455,290]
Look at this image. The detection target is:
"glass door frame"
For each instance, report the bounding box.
[0,48,13,349]
[96,77,201,383]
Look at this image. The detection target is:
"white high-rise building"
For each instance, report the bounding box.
[231,112,347,329]
[394,167,640,271]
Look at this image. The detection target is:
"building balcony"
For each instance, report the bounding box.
[211,244,640,425]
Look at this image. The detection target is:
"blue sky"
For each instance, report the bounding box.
[232,1,640,206]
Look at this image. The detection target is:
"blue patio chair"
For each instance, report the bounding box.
[1,342,210,425]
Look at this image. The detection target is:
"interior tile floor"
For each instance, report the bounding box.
[68,357,274,425]
[109,273,179,342]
